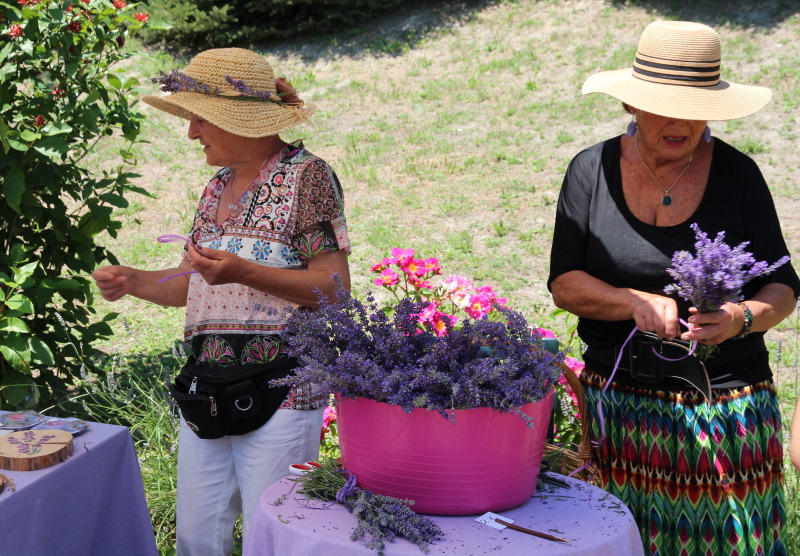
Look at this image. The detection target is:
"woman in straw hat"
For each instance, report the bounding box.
[93,48,350,555]
[549,21,799,555]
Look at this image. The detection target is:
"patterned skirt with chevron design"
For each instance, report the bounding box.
[581,367,786,556]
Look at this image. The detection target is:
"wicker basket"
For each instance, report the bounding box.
[545,361,599,483]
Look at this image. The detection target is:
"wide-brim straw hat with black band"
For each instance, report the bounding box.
[142,48,315,138]
[582,21,771,121]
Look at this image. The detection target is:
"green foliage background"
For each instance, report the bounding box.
[0,0,150,409]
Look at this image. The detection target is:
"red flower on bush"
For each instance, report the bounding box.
[116,36,125,47]
[7,24,24,40]
[80,0,89,3]
[67,20,82,33]
[113,0,126,8]
[34,115,46,128]
[133,12,147,22]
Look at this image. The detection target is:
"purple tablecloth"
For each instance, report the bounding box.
[0,415,158,556]
[244,475,645,556]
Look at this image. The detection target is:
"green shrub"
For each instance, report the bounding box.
[141,0,406,48]
[0,0,150,409]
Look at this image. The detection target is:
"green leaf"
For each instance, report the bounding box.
[16,261,38,280]
[99,193,128,208]
[107,74,122,90]
[0,317,30,333]
[0,115,10,154]
[0,42,13,66]
[65,62,79,77]
[0,335,30,373]
[0,63,15,85]
[1,371,30,405]
[34,137,70,157]
[20,130,41,142]
[41,122,73,136]
[3,168,25,212]
[5,294,34,314]
[84,91,101,105]
[103,312,119,322]
[122,77,140,90]
[5,131,29,152]
[28,337,54,365]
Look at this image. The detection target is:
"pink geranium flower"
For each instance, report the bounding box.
[370,257,395,272]
[323,406,336,429]
[431,313,456,337]
[465,294,491,319]
[558,357,585,419]
[401,258,427,277]
[420,258,441,275]
[390,247,414,265]
[535,327,556,339]
[374,268,399,286]
[408,276,432,290]
[417,302,439,324]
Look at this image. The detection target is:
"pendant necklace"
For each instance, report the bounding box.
[635,139,694,206]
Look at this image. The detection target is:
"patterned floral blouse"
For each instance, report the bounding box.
[182,141,350,410]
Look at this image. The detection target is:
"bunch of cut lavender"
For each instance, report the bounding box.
[664,223,790,313]
[295,459,443,556]
[273,278,562,423]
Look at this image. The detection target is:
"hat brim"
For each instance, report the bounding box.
[141,92,316,137]
[582,68,771,121]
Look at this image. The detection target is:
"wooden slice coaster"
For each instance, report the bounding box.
[0,429,74,471]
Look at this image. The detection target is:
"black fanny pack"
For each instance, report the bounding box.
[627,331,711,399]
[167,357,296,439]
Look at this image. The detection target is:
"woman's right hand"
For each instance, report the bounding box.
[631,293,680,340]
[93,265,137,302]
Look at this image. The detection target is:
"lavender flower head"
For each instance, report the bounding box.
[664,223,790,313]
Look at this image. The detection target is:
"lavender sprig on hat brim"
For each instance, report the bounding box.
[664,223,790,313]
[151,70,301,106]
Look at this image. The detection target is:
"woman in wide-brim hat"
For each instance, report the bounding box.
[549,21,798,556]
[93,48,351,556]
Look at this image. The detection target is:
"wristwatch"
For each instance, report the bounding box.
[731,302,752,340]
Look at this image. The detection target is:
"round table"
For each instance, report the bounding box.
[243,475,645,556]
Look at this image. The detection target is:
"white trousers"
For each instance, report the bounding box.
[176,408,324,556]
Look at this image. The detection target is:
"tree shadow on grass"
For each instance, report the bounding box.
[607,0,800,31]
[254,0,800,64]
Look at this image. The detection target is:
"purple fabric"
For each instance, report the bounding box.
[0,415,158,556]
[244,476,644,556]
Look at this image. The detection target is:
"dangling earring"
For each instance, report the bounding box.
[627,116,637,137]
[702,125,711,143]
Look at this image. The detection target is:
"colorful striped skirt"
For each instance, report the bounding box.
[581,367,786,556]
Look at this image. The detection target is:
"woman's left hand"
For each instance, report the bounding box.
[680,303,744,345]
[187,244,245,285]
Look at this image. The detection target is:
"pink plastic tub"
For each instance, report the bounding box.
[336,390,554,516]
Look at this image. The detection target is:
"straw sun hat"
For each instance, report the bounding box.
[582,21,771,121]
[142,48,315,138]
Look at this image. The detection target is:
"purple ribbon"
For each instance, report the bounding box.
[335,470,358,505]
[156,234,200,284]
[597,319,697,445]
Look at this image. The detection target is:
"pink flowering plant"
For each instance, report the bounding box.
[274,277,564,425]
[371,248,508,336]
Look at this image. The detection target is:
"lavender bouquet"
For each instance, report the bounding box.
[665,223,790,314]
[274,279,562,424]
